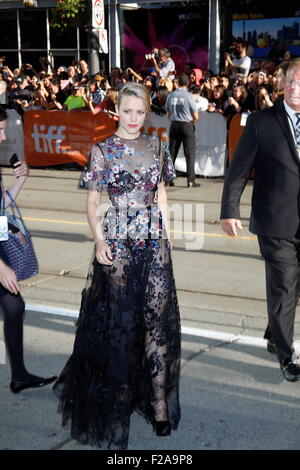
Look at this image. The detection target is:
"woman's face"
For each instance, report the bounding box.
[117,95,147,139]
[68,66,75,77]
[256,72,266,85]
[269,74,277,87]
[143,79,152,91]
[232,86,242,100]
[33,91,41,101]
[0,119,7,143]
[213,89,221,99]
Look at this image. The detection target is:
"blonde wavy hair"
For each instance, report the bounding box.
[117,82,151,116]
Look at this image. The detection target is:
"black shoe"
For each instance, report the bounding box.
[267,339,277,354]
[166,180,175,187]
[10,375,57,393]
[187,182,201,188]
[154,420,171,437]
[280,360,300,382]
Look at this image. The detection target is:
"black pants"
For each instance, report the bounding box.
[169,121,196,184]
[258,235,300,363]
[0,291,27,380]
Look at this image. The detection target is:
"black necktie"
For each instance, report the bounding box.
[295,113,300,148]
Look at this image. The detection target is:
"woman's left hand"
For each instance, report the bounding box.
[12,160,29,179]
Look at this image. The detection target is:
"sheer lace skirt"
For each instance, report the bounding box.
[53,238,181,449]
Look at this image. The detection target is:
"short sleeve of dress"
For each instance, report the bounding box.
[79,143,107,192]
[159,142,176,183]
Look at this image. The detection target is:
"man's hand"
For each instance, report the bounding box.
[224,52,233,66]
[220,218,243,237]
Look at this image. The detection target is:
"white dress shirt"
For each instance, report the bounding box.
[284,100,300,154]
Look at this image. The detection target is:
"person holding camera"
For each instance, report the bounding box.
[8,76,33,116]
[201,74,220,101]
[87,78,105,106]
[47,78,69,110]
[87,88,118,119]
[150,48,175,84]
[224,40,251,81]
[63,83,88,111]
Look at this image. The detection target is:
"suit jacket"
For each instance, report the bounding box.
[220,100,300,238]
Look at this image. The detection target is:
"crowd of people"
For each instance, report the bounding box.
[1,40,300,450]
[0,41,297,128]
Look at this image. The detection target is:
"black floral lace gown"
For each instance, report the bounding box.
[53,133,181,450]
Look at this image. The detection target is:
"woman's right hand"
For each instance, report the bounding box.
[95,240,113,266]
[12,160,29,179]
[0,262,20,294]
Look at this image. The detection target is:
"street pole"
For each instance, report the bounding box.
[208,0,220,74]
[108,0,121,70]
[87,0,100,76]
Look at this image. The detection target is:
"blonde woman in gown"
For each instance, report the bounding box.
[54,82,181,450]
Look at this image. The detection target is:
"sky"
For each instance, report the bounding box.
[233,17,300,39]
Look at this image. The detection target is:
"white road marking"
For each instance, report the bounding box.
[26,304,267,349]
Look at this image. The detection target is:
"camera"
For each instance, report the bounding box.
[236,73,245,81]
[145,51,159,61]
[226,45,236,60]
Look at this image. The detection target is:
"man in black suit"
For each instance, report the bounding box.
[220,58,300,382]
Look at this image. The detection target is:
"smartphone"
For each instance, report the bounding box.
[106,110,118,116]
[10,153,19,167]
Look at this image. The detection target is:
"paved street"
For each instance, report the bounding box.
[0,168,300,450]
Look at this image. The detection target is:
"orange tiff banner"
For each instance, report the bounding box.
[24,110,117,167]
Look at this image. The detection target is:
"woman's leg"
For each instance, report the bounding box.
[143,242,181,426]
[0,292,28,381]
[0,291,55,384]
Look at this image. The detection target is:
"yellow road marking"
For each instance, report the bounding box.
[23,216,87,226]
[23,216,257,240]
